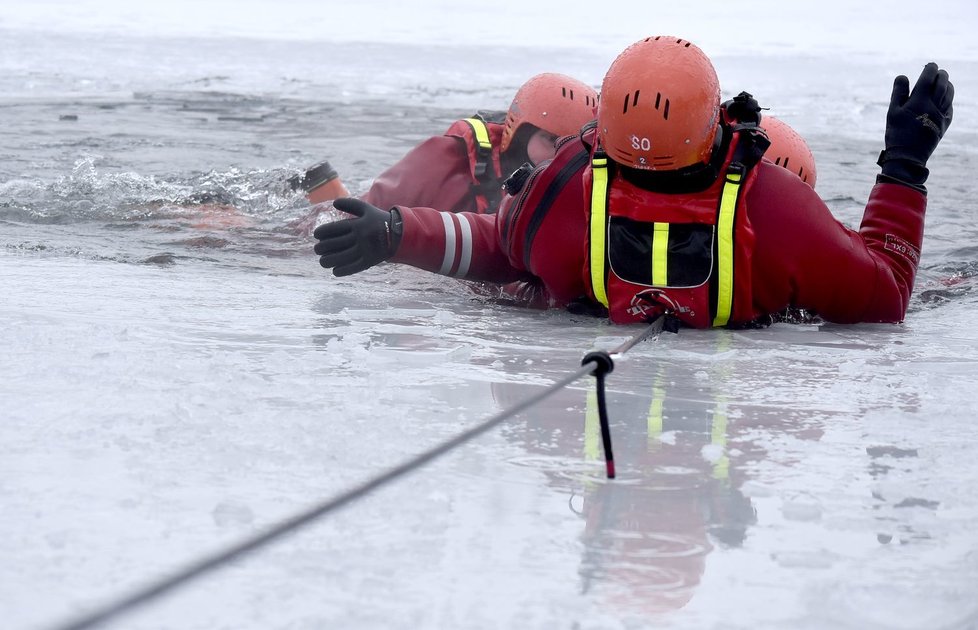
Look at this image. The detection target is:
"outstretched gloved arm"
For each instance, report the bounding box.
[313,198,402,276]
[877,62,954,193]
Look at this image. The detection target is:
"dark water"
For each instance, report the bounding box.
[0,87,464,263]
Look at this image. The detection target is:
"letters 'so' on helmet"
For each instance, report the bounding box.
[598,36,721,170]
[500,72,599,153]
[761,116,818,188]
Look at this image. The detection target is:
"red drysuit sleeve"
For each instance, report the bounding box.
[388,205,529,283]
[748,162,926,323]
[361,136,477,213]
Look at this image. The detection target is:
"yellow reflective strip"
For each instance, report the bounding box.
[465,118,492,151]
[651,222,669,286]
[647,397,664,438]
[584,386,600,461]
[581,385,601,493]
[589,158,610,308]
[712,171,742,327]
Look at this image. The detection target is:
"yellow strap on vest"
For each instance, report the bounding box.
[712,170,742,327]
[589,157,610,308]
[464,117,492,152]
[651,222,669,286]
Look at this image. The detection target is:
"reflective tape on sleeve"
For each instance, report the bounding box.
[438,212,457,275]
[455,213,473,277]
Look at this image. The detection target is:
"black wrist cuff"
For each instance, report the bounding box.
[388,208,404,255]
[876,173,927,195]
[877,151,929,189]
[288,160,340,193]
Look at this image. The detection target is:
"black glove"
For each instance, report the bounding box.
[313,198,402,276]
[878,62,954,191]
[722,91,762,126]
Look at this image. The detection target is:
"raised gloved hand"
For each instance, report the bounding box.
[722,91,762,126]
[878,62,954,191]
[313,198,402,276]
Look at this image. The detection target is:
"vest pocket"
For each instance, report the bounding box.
[608,217,714,288]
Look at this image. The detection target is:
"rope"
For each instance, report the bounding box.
[48,316,670,630]
[582,312,670,478]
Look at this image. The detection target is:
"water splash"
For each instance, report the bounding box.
[2,155,309,228]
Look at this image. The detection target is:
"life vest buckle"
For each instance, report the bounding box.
[473,159,488,178]
[725,161,746,184]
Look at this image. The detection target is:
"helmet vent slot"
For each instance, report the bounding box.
[653,93,670,120]
[622,90,640,114]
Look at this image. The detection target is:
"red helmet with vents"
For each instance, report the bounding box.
[598,36,721,170]
[761,116,818,188]
[500,72,599,153]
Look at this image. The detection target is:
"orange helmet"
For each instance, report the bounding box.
[598,36,721,170]
[500,72,599,153]
[761,116,818,188]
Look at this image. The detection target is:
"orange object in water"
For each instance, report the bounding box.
[289,159,350,204]
[307,176,350,204]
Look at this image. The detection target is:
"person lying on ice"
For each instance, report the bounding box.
[312,35,953,328]
[292,72,599,214]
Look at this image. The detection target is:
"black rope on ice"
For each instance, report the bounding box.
[578,312,677,479]
[47,314,675,630]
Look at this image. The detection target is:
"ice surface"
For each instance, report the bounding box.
[2,2,978,629]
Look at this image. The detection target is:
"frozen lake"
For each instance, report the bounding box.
[3,1,978,629]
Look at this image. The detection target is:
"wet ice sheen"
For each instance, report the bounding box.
[3,3,978,630]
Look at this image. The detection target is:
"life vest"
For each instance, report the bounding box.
[445,110,507,214]
[583,121,769,328]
